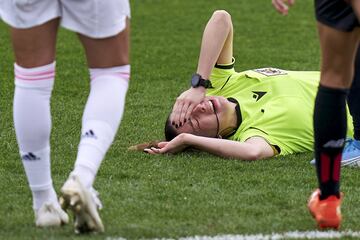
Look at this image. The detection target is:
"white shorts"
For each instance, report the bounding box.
[0,0,130,38]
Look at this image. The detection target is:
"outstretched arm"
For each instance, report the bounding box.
[144,133,275,161]
[170,10,234,128]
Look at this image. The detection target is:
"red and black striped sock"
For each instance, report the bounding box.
[314,85,348,200]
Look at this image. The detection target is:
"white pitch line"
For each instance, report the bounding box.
[106,230,360,240]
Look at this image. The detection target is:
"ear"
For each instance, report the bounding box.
[128,140,162,151]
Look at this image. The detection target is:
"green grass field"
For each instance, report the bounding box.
[1,0,360,239]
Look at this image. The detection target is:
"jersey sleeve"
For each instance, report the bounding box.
[209,58,236,90]
[236,129,281,156]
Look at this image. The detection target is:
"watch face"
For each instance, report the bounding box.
[191,74,200,87]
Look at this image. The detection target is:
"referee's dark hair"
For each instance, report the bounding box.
[164,116,179,141]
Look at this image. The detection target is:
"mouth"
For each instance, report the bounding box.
[208,100,216,113]
[209,98,222,113]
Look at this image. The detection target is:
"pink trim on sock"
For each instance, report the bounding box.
[15,69,55,81]
[15,72,55,81]
[15,69,54,77]
[15,74,55,81]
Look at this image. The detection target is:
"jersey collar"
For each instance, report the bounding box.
[225,97,242,138]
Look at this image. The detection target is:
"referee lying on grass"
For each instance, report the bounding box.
[135,10,359,165]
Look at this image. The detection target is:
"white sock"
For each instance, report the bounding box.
[13,62,58,211]
[73,65,130,188]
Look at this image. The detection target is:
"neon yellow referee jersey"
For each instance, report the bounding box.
[207,60,353,155]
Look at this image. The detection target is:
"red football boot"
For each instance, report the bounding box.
[308,189,342,229]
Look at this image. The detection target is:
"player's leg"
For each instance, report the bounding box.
[341,46,360,166]
[342,0,360,164]
[11,18,68,227]
[310,21,360,229]
[75,20,130,185]
[58,0,131,232]
[60,24,130,233]
[348,46,360,140]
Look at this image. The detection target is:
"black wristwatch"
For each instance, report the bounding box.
[190,73,213,89]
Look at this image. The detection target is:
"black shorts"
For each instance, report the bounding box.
[315,0,359,32]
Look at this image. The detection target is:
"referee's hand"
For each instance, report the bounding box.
[272,0,295,15]
[170,87,206,128]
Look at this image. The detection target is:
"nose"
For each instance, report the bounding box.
[193,103,206,113]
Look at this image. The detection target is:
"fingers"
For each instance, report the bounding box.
[184,104,196,125]
[171,97,188,128]
[169,88,205,128]
[170,99,192,128]
[144,142,168,154]
[143,148,156,154]
[151,147,163,153]
[143,147,165,154]
[170,101,181,128]
[128,142,153,151]
[272,0,289,15]
[178,102,190,127]
[143,147,160,154]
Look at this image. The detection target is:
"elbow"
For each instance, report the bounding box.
[212,10,232,20]
[211,10,232,30]
[244,149,263,161]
